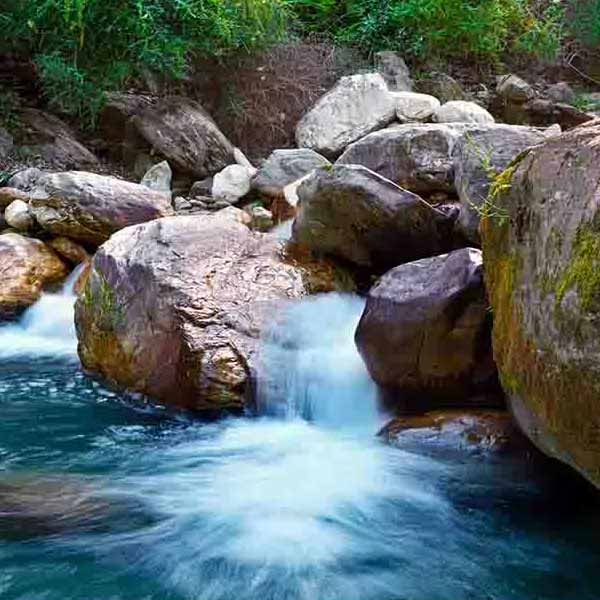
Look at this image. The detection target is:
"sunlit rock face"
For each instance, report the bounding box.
[481,120,600,489]
[75,211,351,411]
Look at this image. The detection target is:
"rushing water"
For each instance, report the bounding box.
[0,283,600,600]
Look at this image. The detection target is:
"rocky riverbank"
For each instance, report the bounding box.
[1,59,600,487]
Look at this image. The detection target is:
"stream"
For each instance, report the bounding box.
[0,280,599,600]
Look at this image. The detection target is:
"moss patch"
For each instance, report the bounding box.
[554,225,600,312]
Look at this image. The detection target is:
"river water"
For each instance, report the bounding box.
[0,281,599,600]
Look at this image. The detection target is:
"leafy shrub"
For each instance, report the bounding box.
[284,0,564,62]
[0,0,287,127]
[570,0,600,47]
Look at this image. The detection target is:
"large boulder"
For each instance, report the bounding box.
[355,248,499,407]
[416,72,469,104]
[20,171,174,246]
[251,149,331,199]
[75,214,350,411]
[18,109,98,169]
[295,73,396,158]
[481,120,600,488]
[0,233,68,319]
[453,124,547,243]
[374,51,412,92]
[292,164,458,271]
[496,74,535,104]
[122,97,235,178]
[337,123,468,196]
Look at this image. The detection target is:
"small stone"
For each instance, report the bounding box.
[212,165,252,204]
[140,160,172,192]
[5,200,34,231]
[248,206,274,231]
[496,74,535,103]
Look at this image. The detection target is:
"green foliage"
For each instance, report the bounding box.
[0,0,287,127]
[284,0,564,61]
[570,0,600,47]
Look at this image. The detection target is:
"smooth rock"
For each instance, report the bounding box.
[356,248,499,406]
[481,120,600,489]
[453,124,547,244]
[75,214,351,411]
[212,165,252,204]
[295,73,396,158]
[337,123,467,195]
[251,149,331,199]
[140,160,172,192]
[434,101,495,125]
[4,200,34,231]
[374,51,412,92]
[392,92,441,122]
[24,171,174,245]
[99,92,156,144]
[0,233,68,319]
[292,164,458,271]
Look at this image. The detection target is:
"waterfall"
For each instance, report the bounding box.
[0,265,84,359]
[257,293,380,432]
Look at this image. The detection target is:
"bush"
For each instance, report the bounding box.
[284,0,564,62]
[0,0,287,127]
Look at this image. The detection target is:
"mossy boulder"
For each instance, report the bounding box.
[75,210,352,412]
[481,120,600,488]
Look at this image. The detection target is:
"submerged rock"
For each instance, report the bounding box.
[0,233,68,319]
[481,120,600,489]
[379,410,523,452]
[23,171,174,245]
[75,213,351,411]
[292,164,457,271]
[355,248,500,407]
[295,73,396,158]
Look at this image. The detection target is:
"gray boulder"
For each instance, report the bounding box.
[496,74,535,104]
[416,72,468,103]
[374,51,413,92]
[453,124,547,243]
[434,101,495,125]
[296,73,396,158]
[292,164,458,271]
[252,149,331,199]
[124,97,235,178]
[18,109,98,169]
[392,92,440,123]
[21,171,174,246]
[356,248,499,407]
[212,165,253,204]
[140,160,172,193]
[337,123,468,195]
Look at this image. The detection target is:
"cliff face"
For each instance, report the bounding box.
[481,120,600,488]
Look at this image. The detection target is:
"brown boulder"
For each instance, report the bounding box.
[75,213,350,411]
[0,233,68,319]
[481,120,600,489]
